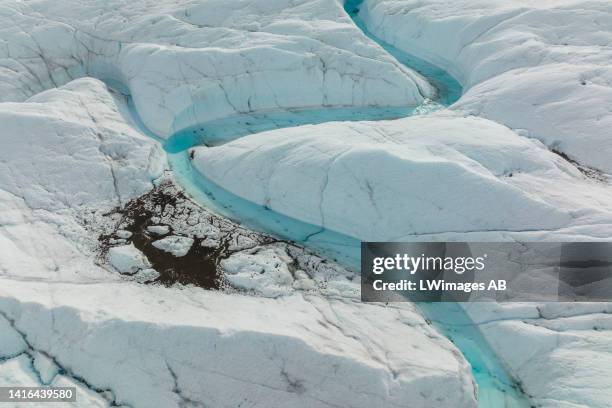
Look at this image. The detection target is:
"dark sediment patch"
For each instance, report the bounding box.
[98,180,277,289]
[552,148,608,182]
[120,190,223,289]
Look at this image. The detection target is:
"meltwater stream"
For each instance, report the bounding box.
[117,1,532,406]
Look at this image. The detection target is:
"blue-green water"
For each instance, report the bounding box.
[168,150,531,408]
[344,0,462,107]
[346,2,530,407]
[165,106,414,152]
[115,1,531,405]
[166,149,362,267]
[167,139,530,406]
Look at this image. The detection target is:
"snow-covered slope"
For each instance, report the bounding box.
[0,0,432,136]
[360,0,612,173]
[191,112,612,241]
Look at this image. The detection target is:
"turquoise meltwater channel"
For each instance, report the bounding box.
[117,0,532,405]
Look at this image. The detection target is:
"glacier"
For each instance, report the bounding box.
[0,0,432,135]
[359,0,612,173]
[0,75,477,407]
[190,112,612,241]
[0,0,611,407]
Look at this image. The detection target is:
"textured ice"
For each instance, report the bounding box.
[0,280,477,408]
[360,0,612,173]
[0,78,476,406]
[152,236,194,257]
[0,0,611,407]
[462,302,612,408]
[221,246,298,297]
[0,78,163,210]
[147,225,171,236]
[191,112,612,241]
[108,244,151,275]
[0,78,163,284]
[0,0,432,136]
